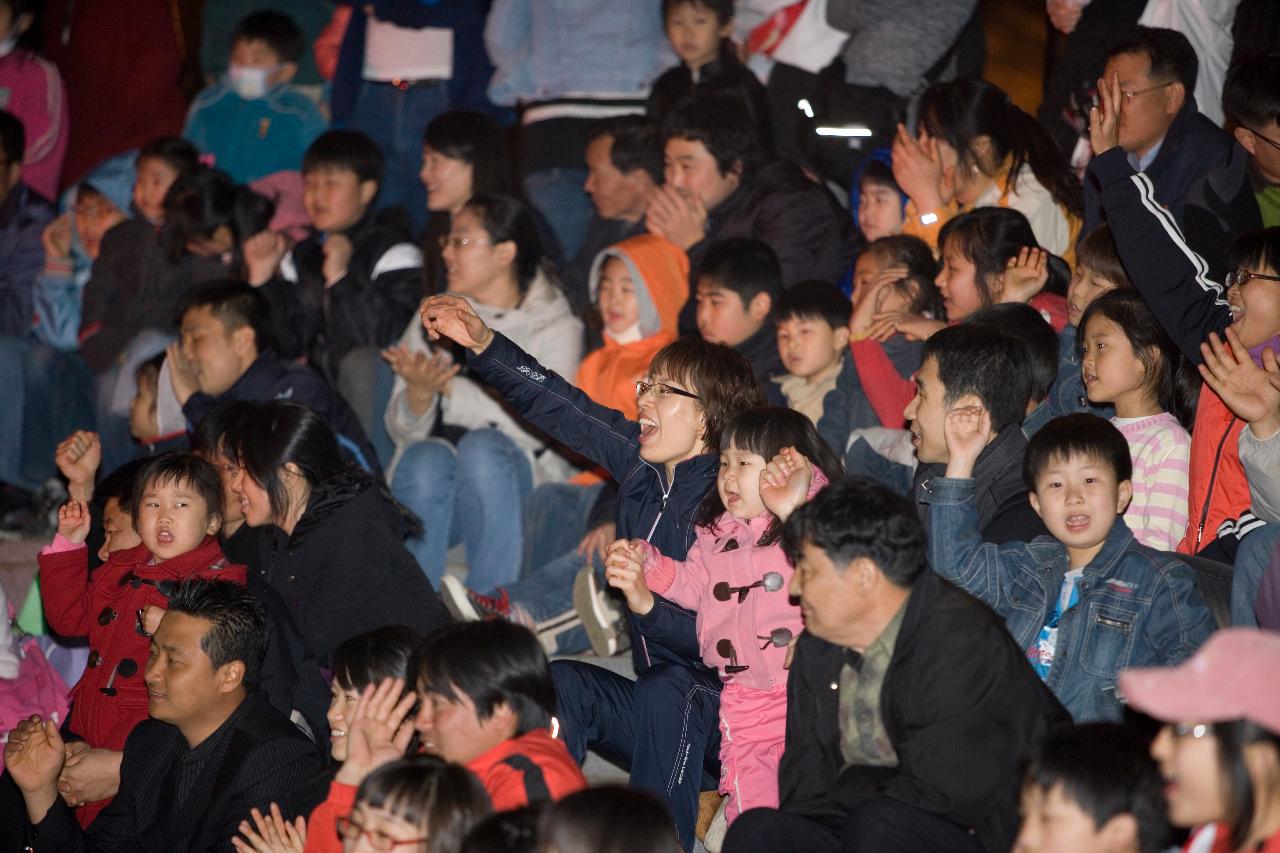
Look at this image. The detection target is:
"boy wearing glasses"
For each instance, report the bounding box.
[35,453,246,826]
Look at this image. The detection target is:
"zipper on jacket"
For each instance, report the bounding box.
[1195,417,1237,547]
[643,464,675,543]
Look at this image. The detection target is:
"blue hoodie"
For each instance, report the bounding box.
[30,151,136,350]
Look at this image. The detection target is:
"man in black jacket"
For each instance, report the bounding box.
[1081,27,1231,237]
[168,279,381,474]
[7,578,323,851]
[647,93,850,336]
[1184,53,1280,281]
[906,325,1049,544]
[723,479,1069,853]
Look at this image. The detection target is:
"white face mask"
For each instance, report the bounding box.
[226,64,274,100]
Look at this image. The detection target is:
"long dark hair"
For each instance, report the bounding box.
[938,207,1071,307]
[919,78,1083,216]
[695,407,844,546]
[1211,718,1280,850]
[461,194,544,292]
[1077,290,1200,429]
[225,401,346,524]
[423,111,512,199]
[160,165,274,262]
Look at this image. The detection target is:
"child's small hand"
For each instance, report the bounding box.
[139,605,165,637]
[866,312,945,343]
[998,246,1049,304]
[57,500,92,545]
[55,431,101,494]
[243,230,290,286]
[943,396,992,479]
[849,268,906,338]
[41,213,73,261]
[603,539,653,615]
[321,233,354,283]
[760,447,814,523]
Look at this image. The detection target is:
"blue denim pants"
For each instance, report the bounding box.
[391,429,533,591]
[343,79,450,237]
[1232,524,1280,626]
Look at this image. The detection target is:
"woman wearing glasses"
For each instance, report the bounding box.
[1090,70,1280,569]
[1119,630,1280,853]
[382,193,583,598]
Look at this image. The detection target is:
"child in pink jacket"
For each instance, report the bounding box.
[606,407,843,825]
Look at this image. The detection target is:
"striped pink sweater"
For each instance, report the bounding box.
[1113,413,1191,552]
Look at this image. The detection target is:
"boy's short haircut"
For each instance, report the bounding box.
[774,279,852,329]
[176,278,273,352]
[410,621,556,737]
[303,129,384,186]
[922,324,1031,434]
[697,237,783,306]
[1022,413,1133,491]
[647,337,768,456]
[1023,723,1170,853]
[966,302,1058,403]
[94,458,149,516]
[661,0,733,25]
[1222,53,1280,130]
[130,452,224,527]
[1076,224,1131,288]
[663,93,764,179]
[782,477,926,587]
[167,578,268,689]
[0,109,24,164]
[859,159,901,195]
[232,10,305,65]
[586,115,664,185]
[1108,26,1198,95]
[137,136,200,177]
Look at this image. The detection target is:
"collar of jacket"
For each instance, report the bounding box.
[123,535,229,577]
[1036,515,1139,583]
[642,450,718,495]
[289,468,378,546]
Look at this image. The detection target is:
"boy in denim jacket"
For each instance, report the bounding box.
[921,411,1214,722]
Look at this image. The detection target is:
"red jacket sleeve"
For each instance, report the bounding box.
[303,780,357,853]
[851,340,916,429]
[37,544,92,638]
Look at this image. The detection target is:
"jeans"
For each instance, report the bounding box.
[391,429,533,591]
[1231,524,1280,627]
[523,166,592,261]
[0,338,95,491]
[723,798,985,853]
[504,481,604,654]
[551,659,722,851]
[343,79,450,237]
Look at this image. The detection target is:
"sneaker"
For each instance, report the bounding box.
[572,563,625,657]
[440,576,510,622]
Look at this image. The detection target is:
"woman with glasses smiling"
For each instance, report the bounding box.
[382,193,583,600]
[1119,630,1280,853]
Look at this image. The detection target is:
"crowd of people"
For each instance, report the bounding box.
[1,0,1280,851]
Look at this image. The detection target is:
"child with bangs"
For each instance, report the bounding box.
[1050,224,1130,419]
[605,407,842,839]
[420,291,765,848]
[36,452,246,825]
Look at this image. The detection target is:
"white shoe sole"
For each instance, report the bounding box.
[440,575,481,622]
[572,563,622,657]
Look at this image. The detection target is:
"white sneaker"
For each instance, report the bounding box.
[439,576,481,622]
[572,563,625,657]
[703,795,729,853]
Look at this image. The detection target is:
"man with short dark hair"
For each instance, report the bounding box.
[904,324,1048,543]
[1184,53,1280,280]
[649,93,849,333]
[1082,26,1231,236]
[564,115,665,313]
[723,477,1068,853]
[6,578,323,851]
[168,279,380,473]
